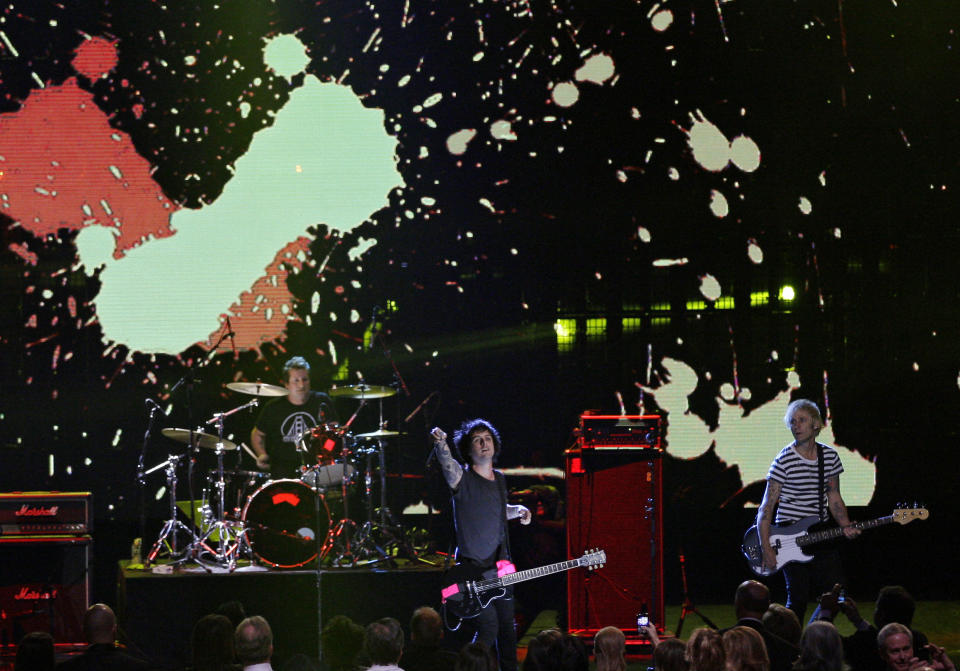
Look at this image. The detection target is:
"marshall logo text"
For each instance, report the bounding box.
[15,504,60,517]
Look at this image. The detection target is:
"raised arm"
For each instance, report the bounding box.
[430,427,464,489]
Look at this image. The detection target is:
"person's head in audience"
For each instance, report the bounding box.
[686,628,726,671]
[594,627,627,671]
[410,606,444,647]
[235,616,273,667]
[877,623,914,671]
[722,626,769,671]
[192,614,236,671]
[558,632,589,671]
[215,601,248,629]
[84,604,118,645]
[365,618,404,667]
[321,615,364,671]
[794,621,844,671]
[653,638,689,671]
[455,642,498,671]
[522,628,563,671]
[762,605,801,647]
[734,581,772,621]
[874,587,916,629]
[15,632,55,671]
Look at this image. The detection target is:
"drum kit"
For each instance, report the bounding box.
[143,381,416,571]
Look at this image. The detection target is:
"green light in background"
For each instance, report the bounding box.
[585,318,607,340]
[555,319,576,352]
[750,291,769,306]
[715,296,734,310]
[779,285,796,301]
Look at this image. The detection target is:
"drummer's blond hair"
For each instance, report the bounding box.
[283,356,310,382]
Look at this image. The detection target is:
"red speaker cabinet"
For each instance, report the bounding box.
[0,535,91,647]
[566,414,664,636]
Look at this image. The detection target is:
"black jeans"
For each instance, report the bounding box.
[783,548,845,622]
[472,586,517,671]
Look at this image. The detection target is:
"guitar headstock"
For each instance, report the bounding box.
[580,548,606,570]
[892,506,929,524]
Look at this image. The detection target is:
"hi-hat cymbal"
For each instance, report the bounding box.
[328,384,397,399]
[226,381,288,397]
[355,429,401,439]
[162,428,238,451]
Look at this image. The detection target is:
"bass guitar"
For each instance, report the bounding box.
[742,507,928,576]
[441,548,606,624]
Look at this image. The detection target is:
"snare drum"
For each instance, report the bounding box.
[297,423,356,488]
[241,479,329,568]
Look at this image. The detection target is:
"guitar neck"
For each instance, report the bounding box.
[796,515,894,547]
[478,558,585,590]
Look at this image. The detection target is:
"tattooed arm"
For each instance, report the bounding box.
[757,479,782,571]
[430,427,464,489]
[826,476,861,538]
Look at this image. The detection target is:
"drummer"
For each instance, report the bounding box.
[250,356,338,479]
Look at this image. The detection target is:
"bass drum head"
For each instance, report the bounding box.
[242,479,329,568]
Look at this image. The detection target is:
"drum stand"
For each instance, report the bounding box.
[350,443,391,564]
[352,437,421,564]
[319,437,358,567]
[144,453,197,566]
[193,442,249,571]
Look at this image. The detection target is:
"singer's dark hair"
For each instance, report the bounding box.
[283,356,310,383]
[453,418,502,464]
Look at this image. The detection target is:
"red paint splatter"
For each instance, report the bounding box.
[132,103,144,119]
[72,37,119,80]
[200,237,311,355]
[7,242,38,265]
[0,78,179,258]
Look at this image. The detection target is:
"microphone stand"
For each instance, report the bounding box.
[137,403,163,559]
[167,323,233,550]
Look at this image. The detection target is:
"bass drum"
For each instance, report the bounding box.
[242,479,329,568]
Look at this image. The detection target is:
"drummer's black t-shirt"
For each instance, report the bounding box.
[253,391,337,478]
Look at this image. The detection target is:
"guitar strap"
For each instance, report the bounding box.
[817,442,826,521]
[498,470,513,562]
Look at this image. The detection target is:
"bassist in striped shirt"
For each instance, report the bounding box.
[756,399,861,620]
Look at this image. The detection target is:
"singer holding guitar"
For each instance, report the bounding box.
[431,420,531,671]
[756,399,860,621]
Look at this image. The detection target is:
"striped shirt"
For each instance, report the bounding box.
[767,443,844,523]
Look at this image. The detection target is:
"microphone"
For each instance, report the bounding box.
[145,398,167,416]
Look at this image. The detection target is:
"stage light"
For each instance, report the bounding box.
[779,285,795,301]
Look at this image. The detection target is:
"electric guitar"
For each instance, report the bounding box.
[741,507,928,576]
[441,549,606,623]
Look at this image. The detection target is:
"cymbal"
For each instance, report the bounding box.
[328,384,397,399]
[355,429,401,439]
[162,428,238,451]
[226,381,288,397]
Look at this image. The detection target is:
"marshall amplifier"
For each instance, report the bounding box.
[0,535,91,646]
[0,491,92,535]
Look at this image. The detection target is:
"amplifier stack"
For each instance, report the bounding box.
[566,415,664,639]
[0,492,92,647]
